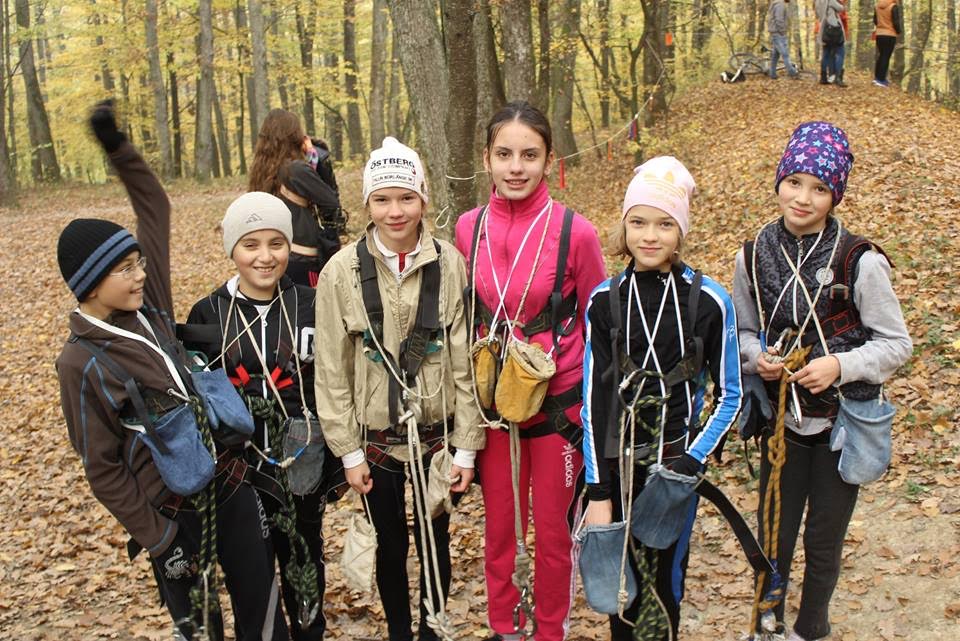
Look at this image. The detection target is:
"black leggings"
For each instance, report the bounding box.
[874,36,897,82]
[366,458,453,641]
[607,469,693,641]
[756,431,859,640]
[151,483,287,641]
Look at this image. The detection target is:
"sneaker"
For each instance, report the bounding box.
[873,79,889,87]
[827,74,836,83]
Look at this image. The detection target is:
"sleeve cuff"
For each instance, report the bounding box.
[586,482,612,501]
[341,449,366,469]
[452,449,476,469]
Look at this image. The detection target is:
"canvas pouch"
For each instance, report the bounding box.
[341,509,378,592]
[283,415,326,496]
[494,339,557,423]
[471,334,500,409]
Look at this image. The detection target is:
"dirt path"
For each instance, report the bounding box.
[1,70,957,640]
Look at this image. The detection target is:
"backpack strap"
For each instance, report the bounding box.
[356,238,443,425]
[603,275,624,444]
[663,270,704,388]
[464,206,488,331]
[69,335,169,454]
[821,232,887,339]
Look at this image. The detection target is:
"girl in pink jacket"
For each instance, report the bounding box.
[455,101,607,641]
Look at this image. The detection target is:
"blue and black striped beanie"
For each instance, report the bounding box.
[57,218,140,301]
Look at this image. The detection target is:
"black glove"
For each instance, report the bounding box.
[668,453,702,477]
[89,99,126,153]
[152,526,200,582]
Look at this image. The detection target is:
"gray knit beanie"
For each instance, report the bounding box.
[221,192,293,258]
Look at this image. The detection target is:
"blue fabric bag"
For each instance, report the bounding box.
[134,403,216,497]
[191,369,255,445]
[576,522,638,614]
[830,395,895,485]
[739,374,773,439]
[282,415,327,496]
[630,465,698,550]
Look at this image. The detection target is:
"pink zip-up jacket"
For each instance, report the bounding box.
[455,180,607,425]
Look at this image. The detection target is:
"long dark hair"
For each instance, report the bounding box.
[248,109,304,195]
[484,101,553,154]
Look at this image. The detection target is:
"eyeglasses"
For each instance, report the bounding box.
[109,256,147,279]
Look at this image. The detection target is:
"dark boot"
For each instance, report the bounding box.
[835,70,847,87]
[819,69,829,85]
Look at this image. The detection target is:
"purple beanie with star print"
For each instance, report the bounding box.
[775,121,854,206]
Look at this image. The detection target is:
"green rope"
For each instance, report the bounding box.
[620,367,672,639]
[242,382,320,626]
[187,395,221,638]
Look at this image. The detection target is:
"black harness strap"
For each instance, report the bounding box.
[356,239,442,425]
[695,477,775,575]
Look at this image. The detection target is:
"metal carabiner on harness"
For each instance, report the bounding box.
[298,598,319,628]
[511,584,537,638]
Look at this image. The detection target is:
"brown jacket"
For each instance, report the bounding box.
[314,224,485,461]
[55,141,181,557]
[875,0,899,38]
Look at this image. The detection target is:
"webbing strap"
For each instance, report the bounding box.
[71,335,170,455]
[356,239,442,425]
[466,206,577,350]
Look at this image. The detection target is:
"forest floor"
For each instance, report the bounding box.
[1,69,958,640]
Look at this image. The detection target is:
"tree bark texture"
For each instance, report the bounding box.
[247,0,270,136]
[598,0,611,127]
[948,0,959,99]
[15,0,59,182]
[145,0,172,178]
[906,0,933,95]
[535,0,551,111]
[388,31,403,136]
[213,79,232,176]
[551,0,580,160]
[500,0,536,103]
[296,0,318,134]
[442,0,478,229]
[343,0,365,157]
[386,0,450,218]
[323,52,344,161]
[856,0,875,70]
[369,0,388,148]
[641,0,669,127]
[168,52,182,178]
[194,0,215,181]
[692,0,714,55]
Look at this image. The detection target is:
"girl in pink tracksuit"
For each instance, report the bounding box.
[455,101,607,641]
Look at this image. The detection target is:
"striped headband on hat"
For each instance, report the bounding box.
[57,218,141,301]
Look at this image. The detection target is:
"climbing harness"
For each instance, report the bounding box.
[222,287,322,628]
[354,239,459,641]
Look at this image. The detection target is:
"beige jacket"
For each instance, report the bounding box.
[314,224,485,461]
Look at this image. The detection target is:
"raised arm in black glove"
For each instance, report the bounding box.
[89,99,127,154]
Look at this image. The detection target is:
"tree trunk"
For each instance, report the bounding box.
[248,0,270,136]
[369,0,388,148]
[15,0,59,182]
[856,0,875,70]
[213,79,232,176]
[692,0,713,56]
[323,52,344,160]
[343,0,365,157]
[4,0,16,186]
[168,51,182,178]
[296,0,318,134]
[0,0,13,205]
[551,0,580,160]
[145,0,172,178]
[948,0,959,100]
[195,0,214,181]
[746,0,759,44]
[905,0,933,95]
[442,0,477,228]
[598,0,611,127]
[386,0,450,215]
[789,0,803,71]
[90,1,115,92]
[640,0,669,127]
[388,31,403,136]
[500,0,536,102]
[535,0,551,110]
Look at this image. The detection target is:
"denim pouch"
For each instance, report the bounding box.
[833,395,895,485]
[136,403,216,497]
[191,369,255,445]
[630,465,698,550]
[577,522,638,614]
[282,416,326,496]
